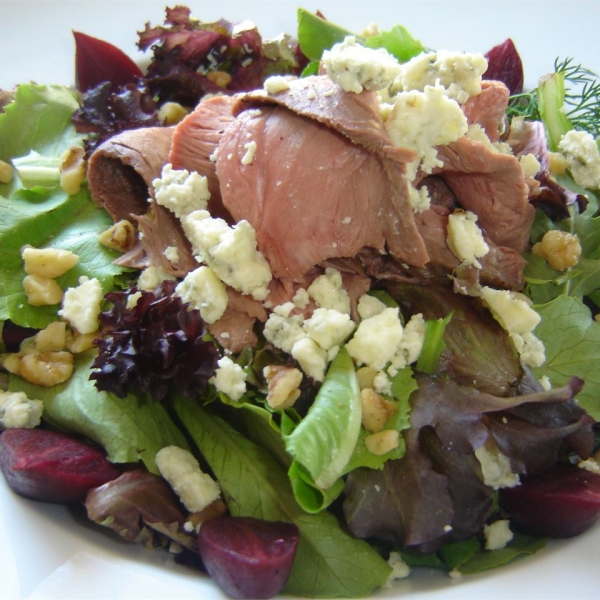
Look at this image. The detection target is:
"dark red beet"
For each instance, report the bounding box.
[500,464,600,537]
[198,516,299,599]
[74,31,143,93]
[0,428,121,503]
[484,38,524,95]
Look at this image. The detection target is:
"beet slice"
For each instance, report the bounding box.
[198,516,299,599]
[500,463,600,537]
[74,31,143,93]
[0,428,121,503]
[483,38,524,95]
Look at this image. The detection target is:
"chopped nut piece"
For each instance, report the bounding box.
[23,274,64,306]
[22,246,79,278]
[360,388,397,433]
[355,366,378,390]
[5,350,74,386]
[206,70,232,88]
[98,219,137,253]
[157,101,190,125]
[0,159,13,184]
[263,365,303,409]
[35,321,67,352]
[364,429,400,455]
[532,230,582,271]
[66,330,97,354]
[59,146,87,195]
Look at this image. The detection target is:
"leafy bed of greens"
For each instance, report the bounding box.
[1,6,600,598]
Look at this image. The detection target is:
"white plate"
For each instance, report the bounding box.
[1,1,599,598]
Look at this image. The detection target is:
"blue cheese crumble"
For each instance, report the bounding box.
[394,50,488,104]
[152,163,211,219]
[181,210,272,301]
[210,356,248,401]
[323,36,402,94]
[557,130,600,190]
[447,209,490,268]
[155,445,221,512]
[175,266,228,324]
[0,390,43,429]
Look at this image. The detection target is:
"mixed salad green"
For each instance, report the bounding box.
[1,6,600,599]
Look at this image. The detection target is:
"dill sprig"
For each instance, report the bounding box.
[556,57,600,138]
[506,58,600,138]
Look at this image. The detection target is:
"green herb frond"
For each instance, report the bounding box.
[555,57,600,137]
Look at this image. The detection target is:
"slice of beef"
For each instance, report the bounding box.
[88,126,173,220]
[169,95,237,221]
[87,126,196,276]
[216,106,396,279]
[216,76,429,279]
[436,136,534,252]
[461,80,509,142]
[414,204,526,291]
[208,289,267,353]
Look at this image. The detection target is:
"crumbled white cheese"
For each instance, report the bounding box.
[395,50,488,104]
[346,307,404,371]
[373,370,392,396]
[303,308,355,350]
[480,286,545,367]
[538,375,552,390]
[264,75,291,94]
[137,265,176,291]
[58,276,103,334]
[273,302,296,318]
[241,141,257,166]
[307,268,351,315]
[322,35,401,94]
[387,313,426,375]
[292,287,310,309]
[263,312,307,353]
[484,520,514,550]
[175,266,228,324]
[181,210,272,301]
[155,445,221,512]
[481,287,541,334]
[384,551,411,587]
[466,123,512,154]
[0,390,43,429]
[163,245,180,264]
[475,438,520,490]
[558,130,600,189]
[447,209,490,268]
[291,337,328,382]
[153,163,211,219]
[519,153,542,178]
[210,356,247,401]
[385,83,468,175]
[357,294,388,320]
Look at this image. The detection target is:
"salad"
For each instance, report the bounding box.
[1,2,600,599]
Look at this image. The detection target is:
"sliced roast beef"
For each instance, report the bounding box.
[215,76,428,279]
[414,204,526,291]
[437,136,534,252]
[461,80,509,142]
[208,289,267,353]
[169,95,237,221]
[88,126,173,220]
[87,126,196,276]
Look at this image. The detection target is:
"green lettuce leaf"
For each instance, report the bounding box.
[532,295,600,419]
[0,186,128,328]
[172,398,391,598]
[284,347,361,490]
[8,352,190,473]
[0,85,84,197]
[439,533,546,574]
